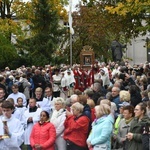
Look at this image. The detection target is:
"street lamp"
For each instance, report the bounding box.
[146,37,150,62]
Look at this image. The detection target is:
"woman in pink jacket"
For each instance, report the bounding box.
[30,110,56,150]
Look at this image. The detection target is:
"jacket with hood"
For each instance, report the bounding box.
[87,114,114,150]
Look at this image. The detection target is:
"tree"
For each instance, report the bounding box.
[16,0,66,66]
[0,0,24,40]
[0,0,68,67]
[105,0,150,37]
[64,0,149,63]
[0,33,18,69]
[68,2,127,62]
[0,0,68,40]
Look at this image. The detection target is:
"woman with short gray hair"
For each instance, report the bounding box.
[50,97,66,150]
[64,102,90,150]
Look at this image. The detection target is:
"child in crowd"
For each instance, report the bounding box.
[16,97,27,128]
[16,97,27,113]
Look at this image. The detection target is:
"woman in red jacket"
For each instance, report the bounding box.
[30,111,56,150]
[64,102,90,150]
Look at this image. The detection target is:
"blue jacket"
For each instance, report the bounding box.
[87,114,114,150]
[112,95,122,114]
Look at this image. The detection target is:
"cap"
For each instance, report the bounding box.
[119,102,130,107]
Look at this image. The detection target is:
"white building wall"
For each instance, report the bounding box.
[126,36,147,65]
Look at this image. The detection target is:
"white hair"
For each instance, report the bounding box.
[54,97,66,108]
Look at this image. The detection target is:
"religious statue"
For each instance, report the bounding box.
[111,40,126,62]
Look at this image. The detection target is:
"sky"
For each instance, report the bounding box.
[65,0,80,12]
[72,0,80,10]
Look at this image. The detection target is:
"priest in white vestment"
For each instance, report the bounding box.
[23,98,42,150]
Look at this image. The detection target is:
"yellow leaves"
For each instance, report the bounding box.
[135,0,140,3]
[126,0,133,3]
[117,2,124,8]
[0,18,21,36]
[125,0,139,4]
[48,0,67,20]
[106,3,127,16]
[114,3,125,14]
[105,0,150,17]
[105,6,114,12]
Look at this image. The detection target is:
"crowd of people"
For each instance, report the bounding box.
[0,61,149,150]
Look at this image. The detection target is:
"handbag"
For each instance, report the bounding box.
[93,143,108,150]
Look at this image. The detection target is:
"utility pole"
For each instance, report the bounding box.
[69,0,74,67]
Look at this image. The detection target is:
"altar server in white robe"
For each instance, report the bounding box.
[64,69,75,97]
[23,98,42,150]
[60,71,68,100]
[0,101,24,150]
[7,84,27,107]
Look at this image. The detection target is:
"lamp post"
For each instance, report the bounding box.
[69,0,74,67]
[146,37,150,62]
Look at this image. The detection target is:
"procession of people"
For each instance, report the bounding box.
[0,61,149,150]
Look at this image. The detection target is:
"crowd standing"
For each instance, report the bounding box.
[0,61,149,150]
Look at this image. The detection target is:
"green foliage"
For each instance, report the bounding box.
[68,3,126,63]
[63,0,149,63]
[105,0,150,37]
[0,0,23,40]
[0,33,19,69]
[16,0,66,66]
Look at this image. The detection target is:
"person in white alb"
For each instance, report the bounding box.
[0,101,24,150]
[60,71,68,99]
[111,64,120,79]
[7,84,27,107]
[100,69,110,89]
[64,69,75,97]
[93,67,101,83]
[23,98,42,150]
[52,68,62,98]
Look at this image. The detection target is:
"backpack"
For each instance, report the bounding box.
[18,82,25,93]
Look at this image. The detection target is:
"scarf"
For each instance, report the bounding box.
[125,117,133,124]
